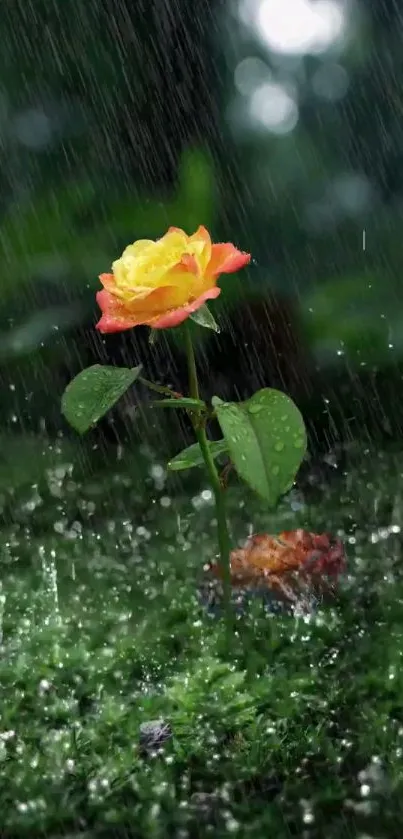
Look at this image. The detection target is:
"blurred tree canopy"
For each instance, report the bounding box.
[1,0,403,447]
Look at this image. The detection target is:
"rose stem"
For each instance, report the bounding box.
[183,322,233,632]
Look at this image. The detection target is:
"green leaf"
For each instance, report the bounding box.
[168,439,229,471]
[150,397,206,410]
[190,304,220,333]
[61,364,142,434]
[0,303,86,362]
[212,388,307,505]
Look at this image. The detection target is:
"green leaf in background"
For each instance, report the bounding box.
[150,397,206,410]
[212,389,307,505]
[168,438,229,472]
[61,364,142,434]
[190,304,220,333]
[0,147,216,343]
[0,303,86,362]
[300,271,403,368]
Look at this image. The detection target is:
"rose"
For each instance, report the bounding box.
[96,225,251,333]
[63,221,309,636]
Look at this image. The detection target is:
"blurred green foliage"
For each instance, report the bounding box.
[2,446,403,835]
[1,6,403,833]
[0,147,215,327]
[1,0,403,443]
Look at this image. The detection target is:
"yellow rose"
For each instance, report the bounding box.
[96,225,250,332]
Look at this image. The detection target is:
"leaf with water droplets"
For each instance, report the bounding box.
[167,438,229,471]
[61,364,142,434]
[190,304,220,333]
[211,388,307,505]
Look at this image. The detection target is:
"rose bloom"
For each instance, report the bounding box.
[96,225,251,333]
[207,530,346,601]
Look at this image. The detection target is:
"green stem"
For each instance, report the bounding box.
[184,324,233,629]
[139,376,183,400]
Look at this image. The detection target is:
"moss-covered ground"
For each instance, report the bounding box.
[1,438,403,838]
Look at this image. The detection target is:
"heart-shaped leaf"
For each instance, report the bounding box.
[62,364,142,434]
[212,389,307,505]
[190,304,220,333]
[168,439,229,471]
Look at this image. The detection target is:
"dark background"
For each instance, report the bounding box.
[1,0,403,464]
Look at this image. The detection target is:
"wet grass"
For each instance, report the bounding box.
[1,441,403,837]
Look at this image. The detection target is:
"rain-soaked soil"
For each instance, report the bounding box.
[1,438,403,838]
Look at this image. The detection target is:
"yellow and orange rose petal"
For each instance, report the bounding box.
[150,286,221,330]
[166,226,188,238]
[96,289,143,334]
[175,253,201,276]
[96,313,140,333]
[98,272,154,302]
[166,224,209,243]
[187,225,212,253]
[188,226,212,270]
[96,286,182,333]
[188,225,211,245]
[99,272,119,294]
[96,227,250,334]
[206,242,251,278]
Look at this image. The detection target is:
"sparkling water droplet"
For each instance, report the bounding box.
[274,441,284,452]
